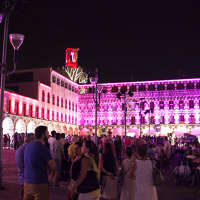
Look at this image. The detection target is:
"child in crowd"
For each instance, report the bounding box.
[173,161,181,185]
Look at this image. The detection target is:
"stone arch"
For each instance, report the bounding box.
[27,120,36,133]
[62,126,67,134]
[3,117,14,136]
[47,124,54,134]
[15,119,26,133]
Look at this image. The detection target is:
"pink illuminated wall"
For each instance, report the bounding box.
[78,78,200,127]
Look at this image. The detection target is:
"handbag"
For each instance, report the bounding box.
[77,157,100,193]
[152,161,164,186]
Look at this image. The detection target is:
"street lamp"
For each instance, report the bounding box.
[0,1,24,189]
[89,68,102,145]
[116,89,133,136]
[144,108,154,135]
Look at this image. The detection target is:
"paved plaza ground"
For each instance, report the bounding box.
[0,149,199,200]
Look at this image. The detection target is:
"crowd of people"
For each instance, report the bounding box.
[13,127,200,200]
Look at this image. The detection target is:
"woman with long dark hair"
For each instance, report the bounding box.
[71,140,100,200]
[100,142,119,200]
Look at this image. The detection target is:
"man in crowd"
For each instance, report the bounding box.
[114,135,122,162]
[15,133,35,200]
[24,126,56,200]
[48,130,56,152]
[164,136,171,159]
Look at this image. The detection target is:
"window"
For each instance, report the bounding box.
[47,109,50,120]
[160,116,165,124]
[61,80,64,87]
[111,86,118,93]
[6,99,11,113]
[57,78,60,85]
[29,105,33,117]
[72,86,75,92]
[42,90,45,102]
[69,115,71,123]
[61,113,63,122]
[57,112,59,121]
[190,114,195,124]
[65,114,67,123]
[69,101,71,110]
[14,101,19,115]
[47,92,50,103]
[104,104,108,111]
[180,115,184,123]
[65,82,68,89]
[35,107,39,118]
[69,85,71,90]
[57,96,59,106]
[170,115,174,124]
[75,104,77,112]
[52,94,55,105]
[72,102,74,111]
[141,115,145,124]
[179,100,184,109]
[131,116,135,124]
[88,105,92,112]
[160,101,164,109]
[112,104,117,111]
[52,111,54,121]
[22,103,26,116]
[65,99,67,109]
[169,101,174,109]
[150,102,154,110]
[41,108,44,119]
[72,116,74,124]
[75,88,78,93]
[52,76,56,83]
[189,100,194,109]
[61,98,63,107]
[140,102,145,110]
[139,85,146,91]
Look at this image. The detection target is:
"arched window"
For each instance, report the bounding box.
[148,84,155,91]
[177,83,184,89]
[157,84,165,90]
[167,83,174,90]
[186,82,194,89]
[111,86,118,93]
[196,82,200,89]
[129,85,136,92]
[120,86,127,92]
[138,85,146,91]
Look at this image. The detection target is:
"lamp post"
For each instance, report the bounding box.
[135,98,147,137]
[116,89,133,136]
[0,1,24,189]
[89,68,102,145]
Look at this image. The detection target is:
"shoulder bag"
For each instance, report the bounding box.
[77,157,99,193]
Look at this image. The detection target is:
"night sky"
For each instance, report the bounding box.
[1,0,200,83]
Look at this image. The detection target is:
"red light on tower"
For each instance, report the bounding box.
[65,48,79,69]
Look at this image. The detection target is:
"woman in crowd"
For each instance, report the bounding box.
[71,140,100,200]
[129,144,158,200]
[68,142,85,200]
[100,142,119,200]
[120,146,136,200]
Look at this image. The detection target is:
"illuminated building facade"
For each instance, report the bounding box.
[78,78,200,137]
[2,66,200,138]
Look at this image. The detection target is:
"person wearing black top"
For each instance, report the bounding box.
[69,142,85,200]
[100,142,119,200]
